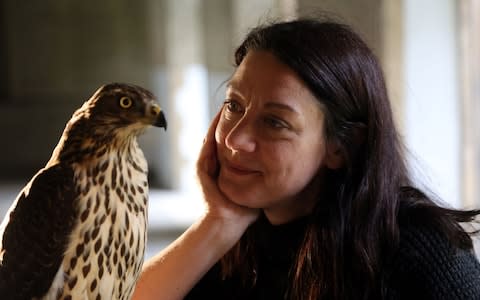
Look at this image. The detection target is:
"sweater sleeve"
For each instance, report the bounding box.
[184,263,222,299]
[387,224,480,299]
[184,263,243,300]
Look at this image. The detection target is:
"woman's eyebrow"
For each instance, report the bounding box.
[226,81,299,115]
[226,80,238,89]
[225,81,240,93]
[265,102,299,114]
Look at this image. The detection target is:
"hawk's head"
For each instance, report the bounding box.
[51,83,167,164]
[80,83,167,132]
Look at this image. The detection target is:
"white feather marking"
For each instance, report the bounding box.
[41,267,65,300]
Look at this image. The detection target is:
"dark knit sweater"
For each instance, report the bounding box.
[185,216,480,299]
[383,222,480,299]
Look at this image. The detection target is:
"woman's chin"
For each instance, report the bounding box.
[218,180,259,208]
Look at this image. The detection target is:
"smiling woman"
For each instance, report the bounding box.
[216,50,331,224]
[132,18,480,300]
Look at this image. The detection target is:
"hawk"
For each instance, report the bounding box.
[0,83,167,300]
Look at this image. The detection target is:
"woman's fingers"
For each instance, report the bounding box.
[197,110,222,177]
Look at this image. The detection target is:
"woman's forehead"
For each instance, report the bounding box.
[229,52,312,97]
[227,51,323,115]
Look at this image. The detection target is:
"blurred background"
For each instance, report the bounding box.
[0,0,479,258]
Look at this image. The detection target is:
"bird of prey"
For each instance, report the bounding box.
[0,83,167,300]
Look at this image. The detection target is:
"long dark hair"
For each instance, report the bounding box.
[220,18,479,299]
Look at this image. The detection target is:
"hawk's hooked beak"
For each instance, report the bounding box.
[150,104,167,130]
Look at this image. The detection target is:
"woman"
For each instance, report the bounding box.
[133,19,480,299]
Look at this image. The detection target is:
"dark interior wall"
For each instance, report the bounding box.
[0,0,153,181]
[0,1,7,100]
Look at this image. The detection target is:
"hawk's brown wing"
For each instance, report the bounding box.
[0,164,78,300]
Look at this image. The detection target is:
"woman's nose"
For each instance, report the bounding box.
[224,117,256,153]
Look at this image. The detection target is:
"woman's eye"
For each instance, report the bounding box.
[264,117,288,129]
[224,100,243,113]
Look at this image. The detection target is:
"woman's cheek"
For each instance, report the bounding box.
[215,117,229,144]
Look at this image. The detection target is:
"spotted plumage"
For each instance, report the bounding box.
[0,83,167,300]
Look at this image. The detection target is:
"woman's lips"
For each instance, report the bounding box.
[222,160,260,176]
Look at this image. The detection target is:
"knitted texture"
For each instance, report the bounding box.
[385,224,480,299]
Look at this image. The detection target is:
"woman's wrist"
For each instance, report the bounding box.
[199,211,253,251]
[132,212,246,300]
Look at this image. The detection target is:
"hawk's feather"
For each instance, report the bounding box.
[0,165,78,299]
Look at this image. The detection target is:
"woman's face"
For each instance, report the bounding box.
[215,50,333,224]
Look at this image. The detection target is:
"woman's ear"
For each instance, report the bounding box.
[325,125,366,170]
[325,141,344,170]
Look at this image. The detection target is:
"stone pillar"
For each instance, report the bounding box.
[144,0,170,188]
[231,0,297,46]
[297,0,383,52]
[203,0,234,117]
[150,0,209,191]
[459,0,480,207]
[380,0,405,132]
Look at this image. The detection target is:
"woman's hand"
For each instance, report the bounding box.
[196,110,260,235]
[132,111,259,300]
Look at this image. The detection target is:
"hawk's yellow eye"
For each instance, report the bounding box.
[119,97,132,109]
